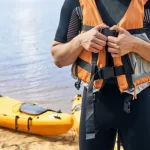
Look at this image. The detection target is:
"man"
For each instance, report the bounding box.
[51,0,150,150]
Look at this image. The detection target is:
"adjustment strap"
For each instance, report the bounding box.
[82,25,93,31]
[74,59,81,90]
[82,25,146,35]
[76,57,92,72]
[86,53,98,140]
[95,66,124,80]
[121,54,134,91]
[76,57,125,80]
[91,53,98,79]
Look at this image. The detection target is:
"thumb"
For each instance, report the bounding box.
[95,23,109,30]
[110,25,128,34]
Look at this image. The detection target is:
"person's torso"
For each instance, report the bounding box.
[95,0,133,84]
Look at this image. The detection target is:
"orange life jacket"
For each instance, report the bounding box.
[71,0,149,140]
[72,0,149,95]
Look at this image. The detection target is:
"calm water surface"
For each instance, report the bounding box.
[0,0,82,113]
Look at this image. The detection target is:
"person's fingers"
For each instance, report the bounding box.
[108,36,118,44]
[95,32,108,41]
[93,38,107,47]
[110,25,129,35]
[91,43,103,51]
[107,41,120,49]
[108,47,120,54]
[111,53,120,57]
[89,47,100,53]
[95,23,109,30]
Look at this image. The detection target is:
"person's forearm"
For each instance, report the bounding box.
[51,35,83,68]
[132,37,150,62]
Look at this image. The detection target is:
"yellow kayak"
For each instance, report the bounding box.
[0,95,74,136]
[71,94,124,150]
[71,94,82,134]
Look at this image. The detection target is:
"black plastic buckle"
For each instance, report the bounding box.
[98,67,115,80]
[100,28,118,37]
[123,95,132,113]
[124,100,131,113]
[75,79,81,90]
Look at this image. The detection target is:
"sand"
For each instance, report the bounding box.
[0,128,79,150]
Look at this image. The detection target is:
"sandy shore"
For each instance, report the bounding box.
[0,128,79,150]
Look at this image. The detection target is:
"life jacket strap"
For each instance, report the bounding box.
[76,57,125,80]
[121,54,134,91]
[85,53,98,140]
[76,55,134,91]
[74,57,81,90]
[95,66,124,80]
[82,25,146,35]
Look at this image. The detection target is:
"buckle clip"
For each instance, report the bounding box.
[100,28,118,37]
[75,79,81,90]
[123,95,132,113]
[98,67,115,80]
[124,100,131,113]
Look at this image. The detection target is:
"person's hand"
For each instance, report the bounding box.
[107,25,136,57]
[79,23,109,53]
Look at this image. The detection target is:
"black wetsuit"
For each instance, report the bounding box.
[54,0,150,149]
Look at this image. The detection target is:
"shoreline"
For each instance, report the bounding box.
[0,127,79,150]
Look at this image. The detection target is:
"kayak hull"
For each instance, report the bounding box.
[0,96,74,136]
[71,95,82,134]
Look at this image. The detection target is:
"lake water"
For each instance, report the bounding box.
[0,0,83,113]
